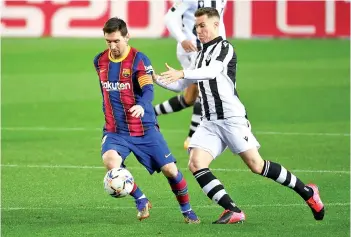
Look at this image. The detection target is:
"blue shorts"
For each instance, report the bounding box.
[101,127,176,174]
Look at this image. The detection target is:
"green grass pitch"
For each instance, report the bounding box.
[1,38,350,236]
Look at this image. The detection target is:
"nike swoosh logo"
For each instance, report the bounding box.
[165,153,171,158]
[100,69,106,73]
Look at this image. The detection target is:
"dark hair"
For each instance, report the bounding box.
[194,7,220,19]
[103,17,128,36]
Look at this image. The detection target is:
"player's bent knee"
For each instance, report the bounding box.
[249,163,264,174]
[102,150,123,170]
[188,161,198,173]
[246,160,264,174]
[239,149,264,174]
[188,148,212,173]
[161,162,179,178]
[188,159,207,173]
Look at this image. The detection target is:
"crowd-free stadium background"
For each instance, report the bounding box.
[2,1,350,236]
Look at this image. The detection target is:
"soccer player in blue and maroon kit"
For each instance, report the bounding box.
[93,17,200,223]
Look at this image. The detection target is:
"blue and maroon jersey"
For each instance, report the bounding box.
[93,46,157,136]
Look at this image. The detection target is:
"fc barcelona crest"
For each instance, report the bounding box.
[122,68,131,78]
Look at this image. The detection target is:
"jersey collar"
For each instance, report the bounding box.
[109,46,131,62]
[203,36,223,50]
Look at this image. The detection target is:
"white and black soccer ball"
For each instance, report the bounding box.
[103,168,134,198]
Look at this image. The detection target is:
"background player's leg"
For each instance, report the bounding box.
[184,99,202,149]
[153,50,197,116]
[154,94,190,116]
[154,80,198,116]
[188,100,201,138]
[239,148,325,220]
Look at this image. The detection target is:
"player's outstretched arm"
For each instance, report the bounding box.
[183,60,223,80]
[182,41,233,81]
[160,48,225,83]
[154,63,195,92]
[154,75,191,93]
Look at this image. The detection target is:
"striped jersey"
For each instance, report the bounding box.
[93,46,157,136]
[167,0,227,49]
[184,36,247,120]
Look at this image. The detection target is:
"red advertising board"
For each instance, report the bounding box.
[1,0,349,38]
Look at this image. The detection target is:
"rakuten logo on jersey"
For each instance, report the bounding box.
[101,81,131,91]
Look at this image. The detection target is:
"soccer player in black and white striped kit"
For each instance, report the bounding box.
[153,0,227,149]
[155,7,325,224]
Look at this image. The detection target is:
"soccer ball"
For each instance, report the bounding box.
[103,168,134,198]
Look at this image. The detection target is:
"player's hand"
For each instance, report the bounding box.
[181,40,197,53]
[151,72,159,82]
[129,105,144,118]
[159,63,184,85]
